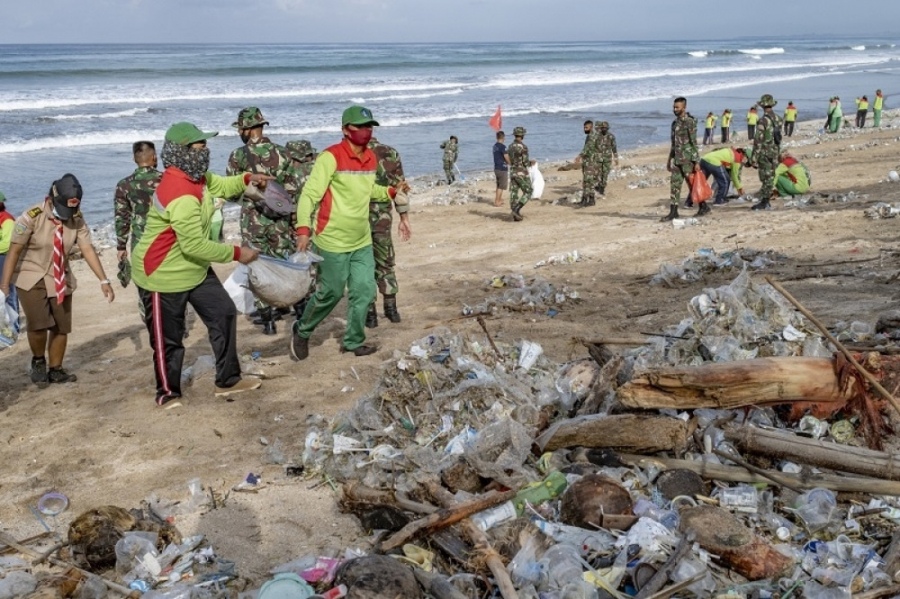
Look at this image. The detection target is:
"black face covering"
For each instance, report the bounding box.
[162,140,211,182]
[49,173,83,220]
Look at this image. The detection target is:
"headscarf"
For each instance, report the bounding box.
[161,140,210,182]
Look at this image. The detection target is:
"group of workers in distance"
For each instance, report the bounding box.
[662,93,815,221]
[703,102,799,146]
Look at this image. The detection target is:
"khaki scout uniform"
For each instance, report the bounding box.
[11,200,92,295]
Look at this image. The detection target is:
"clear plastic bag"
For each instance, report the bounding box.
[248,251,322,308]
[0,291,19,350]
[529,163,545,199]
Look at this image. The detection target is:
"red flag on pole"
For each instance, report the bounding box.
[489,105,502,131]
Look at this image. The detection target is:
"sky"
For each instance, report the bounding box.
[1,0,898,44]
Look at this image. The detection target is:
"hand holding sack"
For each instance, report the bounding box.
[688,165,713,204]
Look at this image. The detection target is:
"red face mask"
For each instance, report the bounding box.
[345,126,373,147]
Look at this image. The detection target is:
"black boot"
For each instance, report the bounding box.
[695,202,711,217]
[584,195,596,207]
[512,203,524,221]
[366,304,378,329]
[579,193,592,207]
[660,204,679,222]
[751,198,771,211]
[384,296,401,323]
[256,308,277,335]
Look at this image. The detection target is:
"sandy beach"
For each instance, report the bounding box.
[2,113,900,584]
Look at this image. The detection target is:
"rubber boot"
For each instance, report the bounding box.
[365,303,378,329]
[695,201,711,217]
[660,204,679,222]
[384,295,401,323]
[258,307,277,335]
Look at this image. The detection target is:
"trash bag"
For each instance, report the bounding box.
[247,252,322,308]
[689,169,713,204]
[0,290,19,350]
[529,162,545,199]
[223,265,254,314]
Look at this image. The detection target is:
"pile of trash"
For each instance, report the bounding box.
[535,250,582,268]
[650,247,787,288]
[462,273,581,316]
[865,203,900,219]
[278,270,900,598]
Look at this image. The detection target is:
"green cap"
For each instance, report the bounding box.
[232,107,269,129]
[165,122,218,146]
[341,105,379,127]
[0,191,6,203]
[758,94,777,108]
[743,148,753,163]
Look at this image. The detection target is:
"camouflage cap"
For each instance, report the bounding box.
[513,126,526,137]
[598,121,610,129]
[232,107,269,129]
[758,94,777,108]
[285,140,316,161]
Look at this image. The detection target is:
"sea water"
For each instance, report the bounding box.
[0,37,896,223]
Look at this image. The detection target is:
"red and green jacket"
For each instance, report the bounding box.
[296,139,394,254]
[775,157,810,192]
[702,147,746,191]
[132,168,249,293]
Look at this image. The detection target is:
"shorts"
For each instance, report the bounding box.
[495,169,509,190]
[18,279,72,334]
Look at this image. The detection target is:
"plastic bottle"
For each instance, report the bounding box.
[719,485,758,514]
[541,544,584,591]
[471,471,568,531]
[529,519,615,556]
[632,498,680,530]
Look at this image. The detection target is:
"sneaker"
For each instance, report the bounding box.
[340,344,378,357]
[31,357,49,388]
[156,394,182,408]
[48,367,77,384]
[215,378,262,397]
[290,328,310,361]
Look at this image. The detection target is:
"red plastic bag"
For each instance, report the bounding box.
[689,168,713,204]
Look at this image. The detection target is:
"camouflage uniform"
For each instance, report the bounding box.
[594,126,618,195]
[580,125,600,205]
[668,113,699,204]
[753,111,782,199]
[508,136,533,209]
[367,138,405,299]
[440,139,458,183]
[284,140,316,199]
[114,166,161,252]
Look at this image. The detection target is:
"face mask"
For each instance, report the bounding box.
[162,141,210,182]
[600,129,609,134]
[51,198,79,221]
[48,173,83,221]
[345,127,373,147]
[239,131,251,144]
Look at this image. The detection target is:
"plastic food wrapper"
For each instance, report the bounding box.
[0,291,20,350]
[223,265,254,314]
[248,251,322,308]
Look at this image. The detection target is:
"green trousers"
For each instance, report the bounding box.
[874,109,882,128]
[776,176,808,197]
[295,245,375,350]
[829,116,842,133]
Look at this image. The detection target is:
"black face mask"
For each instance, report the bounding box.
[600,129,609,135]
[240,131,252,144]
[584,129,592,135]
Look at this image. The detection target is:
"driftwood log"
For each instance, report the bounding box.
[619,454,900,496]
[680,506,793,580]
[535,414,690,454]
[726,426,900,481]
[617,357,856,410]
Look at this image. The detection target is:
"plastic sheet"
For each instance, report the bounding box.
[248,251,321,308]
[223,265,254,314]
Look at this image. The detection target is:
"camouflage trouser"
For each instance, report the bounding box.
[369,205,398,298]
[669,163,693,204]
[510,172,533,208]
[757,157,776,199]
[582,163,600,200]
[241,207,297,311]
[443,160,455,183]
[597,161,612,194]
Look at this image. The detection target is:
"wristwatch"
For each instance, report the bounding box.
[99,279,111,285]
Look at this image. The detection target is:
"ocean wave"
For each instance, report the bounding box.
[738,47,785,55]
[851,45,866,51]
[38,107,152,121]
[0,82,463,112]
[688,51,708,58]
